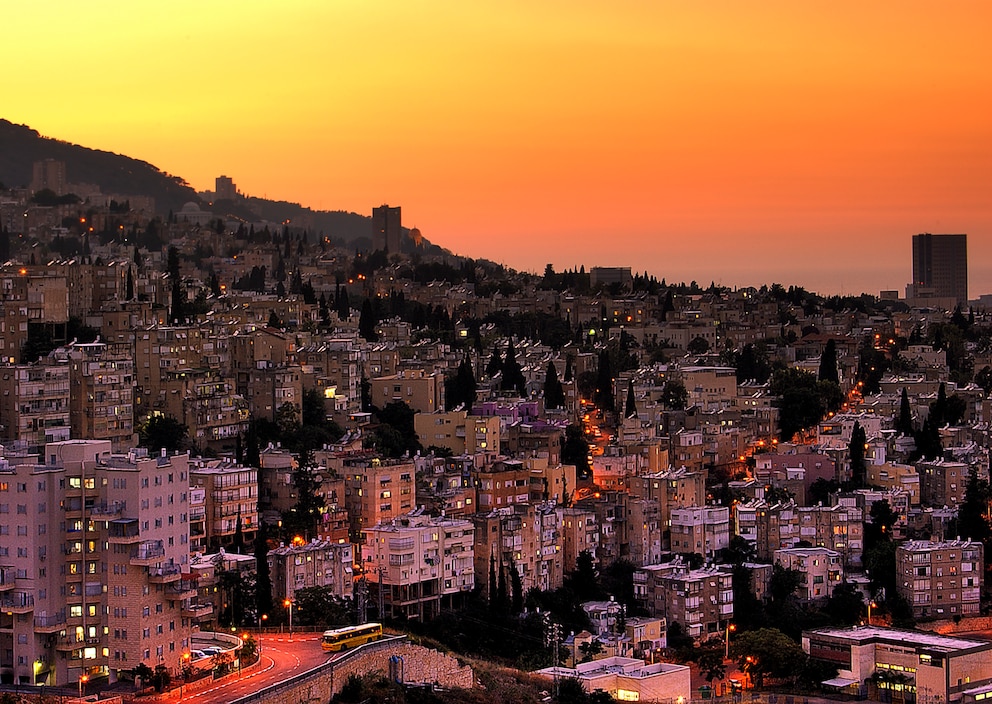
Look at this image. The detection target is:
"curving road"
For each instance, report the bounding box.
[181,634,334,704]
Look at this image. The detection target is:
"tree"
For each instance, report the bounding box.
[955,468,991,544]
[824,582,865,626]
[897,387,914,436]
[282,447,325,540]
[564,354,574,383]
[594,350,614,414]
[509,559,524,614]
[358,298,378,341]
[139,414,188,454]
[255,520,273,621]
[293,585,354,626]
[562,424,591,479]
[769,564,803,604]
[543,361,566,409]
[818,339,839,384]
[267,310,282,329]
[445,357,478,412]
[732,628,807,688]
[662,379,688,411]
[500,338,527,396]
[486,346,503,378]
[848,421,867,489]
[696,645,728,683]
[624,379,637,418]
[687,336,710,354]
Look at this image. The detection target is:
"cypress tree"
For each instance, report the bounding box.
[849,421,867,488]
[564,354,574,383]
[897,388,914,436]
[255,520,273,619]
[543,361,565,409]
[624,379,637,418]
[819,339,839,384]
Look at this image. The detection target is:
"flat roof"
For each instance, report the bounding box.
[807,626,989,652]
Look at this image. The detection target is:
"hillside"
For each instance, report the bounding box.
[0,119,452,251]
[0,119,201,213]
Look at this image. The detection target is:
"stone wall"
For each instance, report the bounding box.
[330,641,474,693]
[230,636,474,704]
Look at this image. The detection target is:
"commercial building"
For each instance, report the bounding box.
[911,233,968,307]
[804,626,992,702]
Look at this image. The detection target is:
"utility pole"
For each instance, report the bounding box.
[544,617,562,699]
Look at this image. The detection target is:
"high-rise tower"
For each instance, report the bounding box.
[372,204,402,253]
[912,233,968,306]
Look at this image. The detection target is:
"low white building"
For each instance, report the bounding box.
[537,657,691,703]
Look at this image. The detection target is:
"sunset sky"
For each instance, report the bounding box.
[5,2,991,297]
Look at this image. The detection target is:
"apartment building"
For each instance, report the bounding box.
[559,506,600,573]
[473,459,531,511]
[371,369,442,414]
[797,504,865,568]
[0,361,70,447]
[62,341,135,451]
[363,512,475,620]
[0,440,194,687]
[630,467,707,530]
[670,506,731,558]
[344,459,416,543]
[896,539,983,619]
[867,462,920,506]
[414,410,501,455]
[774,547,844,602]
[268,538,354,603]
[473,502,563,596]
[189,458,258,551]
[635,561,734,640]
[917,460,971,507]
[735,500,800,561]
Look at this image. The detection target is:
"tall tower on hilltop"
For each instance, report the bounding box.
[372,204,402,253]
[911,233,968,307]
[215,175,237,201]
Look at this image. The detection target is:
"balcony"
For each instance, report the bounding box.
[108,519,140,544]
[0,592,35,613]
[130,541,166,566]
[91,501,125,518]
[0,567,15,592]
[182,602,213,619]
[167,580,198,600]
[34,611,67,633]
[148,564,182,583]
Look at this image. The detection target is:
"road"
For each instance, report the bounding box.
[181,634,333,704]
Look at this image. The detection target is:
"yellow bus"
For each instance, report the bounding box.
[321,623,383,652]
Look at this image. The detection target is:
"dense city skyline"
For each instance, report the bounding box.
[5,2,991,296]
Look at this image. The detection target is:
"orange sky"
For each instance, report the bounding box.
[5,2,991,297]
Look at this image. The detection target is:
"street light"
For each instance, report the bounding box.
[260,613,268,654]
[867,600,877,625]
[79,674,88,699]
[284,598,294,642]
[725,623,736,659]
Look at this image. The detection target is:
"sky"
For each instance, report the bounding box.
[5,2,991,297]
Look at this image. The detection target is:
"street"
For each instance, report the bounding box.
[181,635,332,704]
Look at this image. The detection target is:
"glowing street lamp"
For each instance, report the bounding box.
[79,674,89,699]
[725,623,736,659]
[284,598,294,642]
